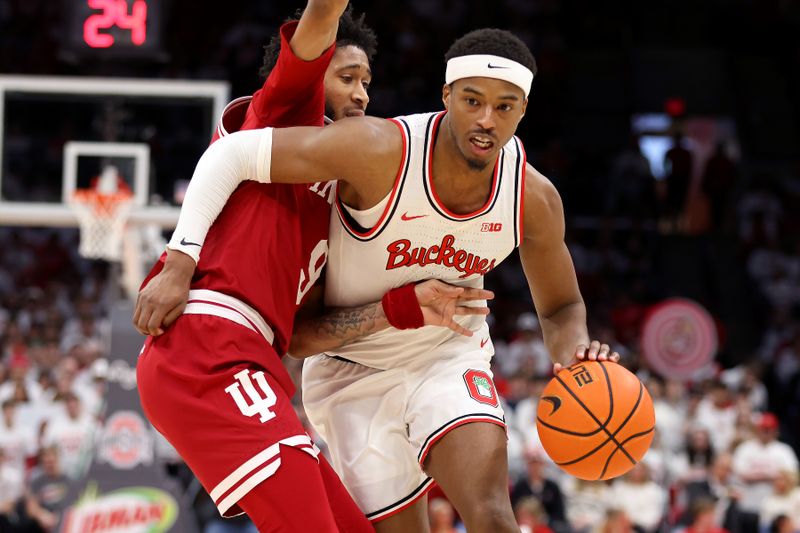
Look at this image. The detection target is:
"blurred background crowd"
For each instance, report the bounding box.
[1,0,800,531]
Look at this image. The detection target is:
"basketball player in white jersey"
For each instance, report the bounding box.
[143,28,619,532]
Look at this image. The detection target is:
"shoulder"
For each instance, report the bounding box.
[328,117,404,154]
[524,164,562,214]
[522,163,565,242]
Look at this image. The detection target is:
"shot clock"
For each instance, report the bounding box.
[64,0,164,59]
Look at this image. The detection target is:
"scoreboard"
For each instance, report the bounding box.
[65,0,164,58]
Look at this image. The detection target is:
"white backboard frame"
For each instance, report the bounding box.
[0,75,230,228]
[63,141,151,206]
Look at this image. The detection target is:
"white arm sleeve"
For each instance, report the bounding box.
[167,127,273,262]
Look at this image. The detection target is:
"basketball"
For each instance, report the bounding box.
[536,361,655,480]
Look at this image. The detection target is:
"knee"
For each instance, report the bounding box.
[461,497,517,533]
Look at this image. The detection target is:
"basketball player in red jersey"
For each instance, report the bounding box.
[140,29,622,532]
[135,3,492,531]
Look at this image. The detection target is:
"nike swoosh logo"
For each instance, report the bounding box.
[487,63,510,69]
[480,338,489,348]
[541,395,562,415]
[180,238,202,247]
[401,213,428,221]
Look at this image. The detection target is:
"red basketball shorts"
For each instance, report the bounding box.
[136,293,371,531]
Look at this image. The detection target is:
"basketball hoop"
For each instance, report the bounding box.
[69,167,134,261]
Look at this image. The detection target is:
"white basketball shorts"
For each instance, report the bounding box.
[301,348,506,522]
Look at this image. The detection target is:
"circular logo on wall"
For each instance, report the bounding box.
[641,298,718,380]
[97,411,154,470]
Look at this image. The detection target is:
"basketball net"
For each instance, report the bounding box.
[69,166,134,262]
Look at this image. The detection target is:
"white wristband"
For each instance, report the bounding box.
[167,128,273,263]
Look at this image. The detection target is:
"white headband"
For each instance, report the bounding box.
[445,54,533,98]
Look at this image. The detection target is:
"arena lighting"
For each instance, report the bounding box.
[665,96,687,117]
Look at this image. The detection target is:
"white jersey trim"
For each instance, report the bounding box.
[216,96,252,138]
[421,112,504,221]
[335,118,412,241]
[211,434,318,516]
[184,289,275,345]
[366,477,435,522]
[416,413,506,466]
[512,135,526,247]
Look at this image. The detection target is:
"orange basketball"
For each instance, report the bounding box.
[535,361,655,480]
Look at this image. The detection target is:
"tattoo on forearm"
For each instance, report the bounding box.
[304,302,385,350]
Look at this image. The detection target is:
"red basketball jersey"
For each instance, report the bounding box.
[143,22,335,359]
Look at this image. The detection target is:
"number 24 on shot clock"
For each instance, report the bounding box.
[84,0,147,48]
[67,0,163,57]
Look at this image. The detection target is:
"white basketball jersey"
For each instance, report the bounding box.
[324,111,526,369]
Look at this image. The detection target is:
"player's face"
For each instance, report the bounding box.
[324,45,371,121]
[442,77,527,170]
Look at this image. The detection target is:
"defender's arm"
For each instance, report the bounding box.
[290,0,349,60]
[289,280,495,358]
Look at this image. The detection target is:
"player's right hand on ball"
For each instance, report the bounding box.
[553,340,620,373]
[133,250,195,336]
[414,280,493,337]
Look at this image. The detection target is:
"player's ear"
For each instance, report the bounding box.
[521,97,528,118]
[442,83,452,110]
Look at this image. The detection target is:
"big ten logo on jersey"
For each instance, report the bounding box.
[481,222,503,232]
[308,181,336,205]
[225,369,278,423]
[570,364,595,388]
[296,240,328,304]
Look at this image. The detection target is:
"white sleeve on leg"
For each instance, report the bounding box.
[167,128,273,263]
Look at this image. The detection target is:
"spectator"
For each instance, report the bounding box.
[429,497,461,533]
[0,447,24,531]
[515,497,555,533]
[769,515,796,533]
[685,498,729,533]
[701,141,738,233]
[564,478,612,533]
[759,470,800,529]
[694,380,738,453]
[504,313,550,378]
[597,509,635,533]
[511,447,567,530]
[678,426,716,483]
[731,412,799,513]
[606,135,657,222]
[663,132,693,229]
[41,392,97,480]
[513,376,549,452]
[0,399,37,495]
[24,446,71,533]
[680,452,759,533]
[610,462,667,532]
[654,379,690,454]
[59,298,109,360]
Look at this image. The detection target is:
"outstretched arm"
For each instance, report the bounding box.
[241,0,348,131]
[168,118,399,262]
[518,164,619,370]
[290,0,349,60]
[288,280,495,358]
[134,119,400,336]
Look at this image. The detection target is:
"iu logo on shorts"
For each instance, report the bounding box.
[463,369,499,408]
[225,369,278,423]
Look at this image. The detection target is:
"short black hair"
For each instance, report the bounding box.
[444,28,537,79]
[259,6,378,79]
